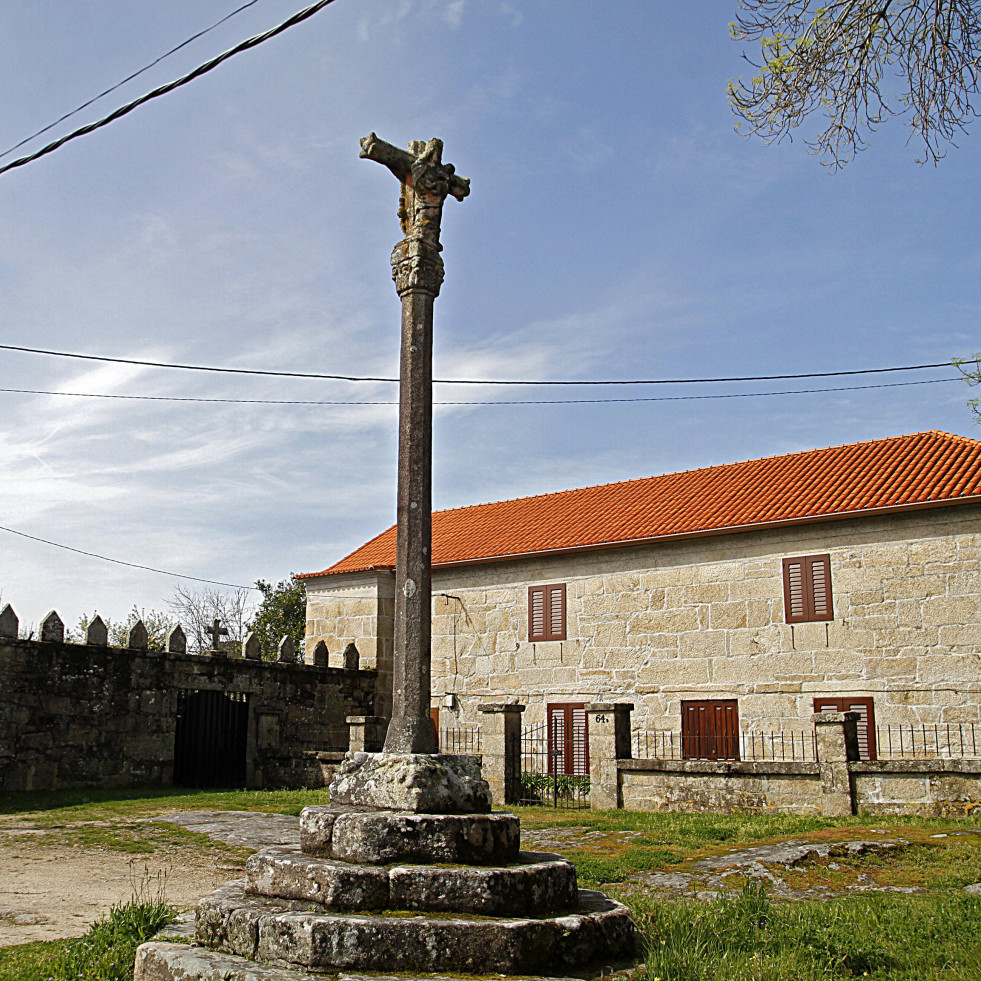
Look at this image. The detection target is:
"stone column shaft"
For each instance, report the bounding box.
[386,286,437,754]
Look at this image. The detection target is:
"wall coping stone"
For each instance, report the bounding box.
[851,759,981,774]
[618,758,819,777]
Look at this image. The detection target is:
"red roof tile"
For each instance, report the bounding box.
[299,431,981,578]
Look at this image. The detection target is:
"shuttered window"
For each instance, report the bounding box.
[528,583,566,641]
[783,554,833,623]
[814,696,876,761]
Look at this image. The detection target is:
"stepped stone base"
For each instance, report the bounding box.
[134,941,605,981]
[196,880,635,976]
[299,805,519,865]
[329,752,492,813]
[247,845,579,915]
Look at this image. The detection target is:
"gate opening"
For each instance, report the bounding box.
[173,689,249,788]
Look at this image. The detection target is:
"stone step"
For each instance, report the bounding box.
[299,805,519,865]
[135,940,610,981]
[196,881,636,977]
[246,845,579,916]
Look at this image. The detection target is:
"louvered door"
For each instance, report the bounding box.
[547,703,589,775]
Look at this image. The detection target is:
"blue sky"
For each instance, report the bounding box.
[0,0,978,632]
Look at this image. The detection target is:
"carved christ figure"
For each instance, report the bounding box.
[359,134,470,246]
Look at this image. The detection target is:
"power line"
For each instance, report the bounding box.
[0,376,958,406]
[0,0,338,178]
[0,524,256,590]
[0,0,263,161]
[0,343,961,386]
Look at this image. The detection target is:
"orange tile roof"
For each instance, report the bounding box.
[299,431,981,578]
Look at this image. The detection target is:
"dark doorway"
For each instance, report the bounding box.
[173,689,249,788]
[682,699,740,761]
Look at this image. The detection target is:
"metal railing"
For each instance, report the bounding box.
[874,722,981,760]
[439,725,482,754]
[632,729,817,762]
[519,720,590,808]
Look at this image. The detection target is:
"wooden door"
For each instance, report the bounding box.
[682,700,740,761]
[547,703,589,776]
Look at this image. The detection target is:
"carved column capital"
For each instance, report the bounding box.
[391,238,445,297]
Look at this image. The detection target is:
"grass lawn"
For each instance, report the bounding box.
[1,788,979,979]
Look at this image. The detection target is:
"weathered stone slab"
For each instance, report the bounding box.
[299,806,519,865]
[328,752,491,813]
[135,940,325,980]
[135,940,600,981]
[198,881,635,976]
[246,844,578,915]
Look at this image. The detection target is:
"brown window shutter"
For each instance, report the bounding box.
[529,584,566,641]
[529,587,546,641]
[808,554,833,619]
[547,584,566,641]
[783,558,807,622]
[784,554,833,623]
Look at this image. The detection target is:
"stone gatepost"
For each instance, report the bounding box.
[813,710,860,817]
[587,703,633,810]
[346,715,388,753]
[478,703,525,806]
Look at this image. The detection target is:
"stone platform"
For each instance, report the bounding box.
[134,753,636,980]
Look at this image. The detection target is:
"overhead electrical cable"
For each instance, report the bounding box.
[0,343,960,386]
[0,0,263,161]
[0,524,255,590]
[0,0,338,178]
[0,377,958,406]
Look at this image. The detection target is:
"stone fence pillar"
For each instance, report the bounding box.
[813,710,860,816]
[587,703,633,810]
[347,716,388,753]
[478,703,526,807]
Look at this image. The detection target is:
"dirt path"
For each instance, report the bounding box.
[0,811,298,947]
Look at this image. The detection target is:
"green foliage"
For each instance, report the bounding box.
[729,1,981,168]
[0,892,175,981]
[519,772,590,804]
[67,606,171,650]
[954,353,981,421]
[246,576,305,660]
[631,885,981,980]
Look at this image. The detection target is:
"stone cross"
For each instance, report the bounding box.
[360,134,469,754]
[205,618,228,653]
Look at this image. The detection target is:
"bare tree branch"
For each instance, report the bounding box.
[729,0,981,168]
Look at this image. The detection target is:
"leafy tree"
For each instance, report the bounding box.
[247,577,306,661]
[729,1,981,168]
[68,607,170,650]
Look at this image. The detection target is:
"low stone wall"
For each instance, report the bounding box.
[618,759,825,815]
[616,758,981,817]
[852,760,981,817]
[0,637,376,792]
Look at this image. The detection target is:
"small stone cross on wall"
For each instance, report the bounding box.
[205,618,229,653]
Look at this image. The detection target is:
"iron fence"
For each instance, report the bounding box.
[439,725,482,754]
[519,720,590,808]
[632,729,817,762]
[874,722,981,760]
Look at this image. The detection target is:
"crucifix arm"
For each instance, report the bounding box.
[360,133,470,202]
